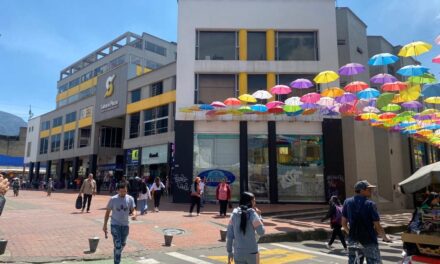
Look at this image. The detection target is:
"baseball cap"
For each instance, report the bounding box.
[354,180,376,191]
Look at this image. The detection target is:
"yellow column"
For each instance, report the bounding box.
[267,73,276,101]
[239,29,247,61]
[239,72,248,95]
[266,29,275,61]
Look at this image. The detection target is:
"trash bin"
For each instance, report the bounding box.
[220,229,227,242]
[88,237,99,252]
[0,240,7,255]
[164,234,173,246]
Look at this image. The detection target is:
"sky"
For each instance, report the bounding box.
[0,0,439,122]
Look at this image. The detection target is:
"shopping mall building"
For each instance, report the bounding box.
[25,0,439,208]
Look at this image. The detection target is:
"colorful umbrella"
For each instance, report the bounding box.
[321,87,344,98]
[250,104,268,112]
[335,92,357,104]
[211,101,226,108]
[357,88,380,99]
[199,104,215,110]
[382,81,407,92]
[270,85,291,95]
[300,92,321,103]
[363,106,380,113]
[433,55,440,64]
[436,35,440,45]
[338,63,365,76]
[339,103,357,116]
[252,90,273,100]
[301,103,319,109]
[238,106,253,113]
[401,101,423,109]
[344,81,369,93]
[399,84,421,102]
[425,96,440,104]
[266,101,285,109]
[376,92,395,109]
[421,109,439,116]
[317,97,335,107]
[397,65,429,77]
[379,112,397,120]
[283,105,302,113]
[313,71,339,84]
[381,104,401,112]
[370,73,398,84]
[268,106,284,114]
[284,96,303,106]
[360,113,379,120]
[238,94,257,103]
[398,41,432,57]
[290,78,314,89]
[224,97,241,106]
[408,73,437,84]
[368,53,399,66]
[303,109,318,115]
[392,94,405,104]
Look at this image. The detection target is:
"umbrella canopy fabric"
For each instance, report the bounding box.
[425,96,440,104]
[283,105,302,113]
[409,73,437,84]
[239,94,257,103]
[250,104,268,112]
[266,101,285,109]
[398,41,432,57]
[313,71,339,84]
[268,106,284,114]
[357,88,380,99]
[270,85,291,95]
[363,106,380,113]
[199,104,215,110]
[238,106,253,113]
[398,161,440,193]
[290,78,314,89]
[252,90,273,100]
[434,54,440,64]
[370,73,398,84]
[224,97,241,106]
[397,65,429,77]
[336,92,357,104]
[338,63,365,76]
[376,92,396,109]
[284,97,303,106]
[382,81,407,92]
[400,84,421,102]
[317,97,335,107]
[321,87,344,98]
[368,53,399,66]
[381,104,401,112]
[401,101,423,109]
[211,101,226,108]
[300,93,321,103]
[344,81,369,92]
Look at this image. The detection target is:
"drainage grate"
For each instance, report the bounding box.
[162,228,185,236]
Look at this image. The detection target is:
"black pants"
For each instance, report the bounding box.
[82,194,92,211]
[329,225,347,248]
[219,200,228,216]
[154,191,162,208]
[130,193,138,208]
[189,196,201,214]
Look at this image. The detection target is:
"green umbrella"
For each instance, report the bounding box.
[283,105,302,113]
[408,73,437,84]
[376,92,395,109]
[238,106,253,113]
[381,104,401,112]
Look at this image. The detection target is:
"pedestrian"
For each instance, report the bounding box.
[216,178,231,217]
[341,180,391,264]
[47,178,54,196]
[200,177,206,207]
[0,174,9,216]
[321,195,347,250]
[189,176,202,216]
[150,177,165,212]
[103,182,136,264]
[12,178,20,197]
[137,181,151,215]
[227,192,265,264]
[79,173,97,213]
[128,176,141,206]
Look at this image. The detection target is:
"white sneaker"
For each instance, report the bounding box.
[325,243,333,250]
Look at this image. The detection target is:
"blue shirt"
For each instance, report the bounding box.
[106,194,136,226]
[342,195,380,244]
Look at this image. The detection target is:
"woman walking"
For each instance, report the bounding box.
[47,178,54,196]
[321,195,347,250]
[137,181,151,215]
[189,177,202,216]
[226,192,265,264]
[216,178,231,217]
[150,177,165,212]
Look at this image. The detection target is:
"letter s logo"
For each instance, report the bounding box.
[105,75,116,97]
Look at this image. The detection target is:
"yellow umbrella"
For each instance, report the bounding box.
[399,83,421,102]
[421,108,439,115]
[360,113,378,120]
[425,96,440,104]
[313,71,339,84]
[391,94,405,104]
[179,107,194,113]
[398,41,432,57]
[406,124,421,131]
[321,87,344,98]
[238,94,257,103]
[417,129,433,137]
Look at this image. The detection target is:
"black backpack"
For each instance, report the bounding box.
[349,201,376,246]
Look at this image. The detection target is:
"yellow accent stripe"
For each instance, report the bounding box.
[78,117,93,128]
[126,90,176,114]
[51,126,62,135]
[136,65,152,76]
[63,122,76,132]
[267,73,276,102]
[239,73,248,96]
[40,130,50,138]
[56,76,98,102]
[266,29,275,61]
[239,29,247,61]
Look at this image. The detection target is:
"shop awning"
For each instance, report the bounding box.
[399,161,440,193]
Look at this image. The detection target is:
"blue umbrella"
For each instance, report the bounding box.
[250,104,268,112]
[397,65,429,76]
[368,53,399,66]
[357,88,380,99]
[199,104,214,110]
[422,83,440,98]
[286,109,303,116]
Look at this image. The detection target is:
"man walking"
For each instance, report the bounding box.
[103,183,136,264]
[341,180,391,264]
[79,173,97,213]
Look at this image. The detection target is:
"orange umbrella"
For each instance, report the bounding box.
[382,81,407,92]
[321,87,344,98]
[379,112,397,120]
[224,97,241,106]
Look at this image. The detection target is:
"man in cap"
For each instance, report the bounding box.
[341,180,391,264]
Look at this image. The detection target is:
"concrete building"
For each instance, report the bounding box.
[0,112,27,177]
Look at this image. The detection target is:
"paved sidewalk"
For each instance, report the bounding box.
[0,190,412,263]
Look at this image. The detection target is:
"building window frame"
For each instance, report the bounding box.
[63,130,75,150]
[50,134,61,152]
[53,117,63,128]
[196,30,238,60]
[143,105,169,136]
[39,137,49,154]
[275,31,319,61]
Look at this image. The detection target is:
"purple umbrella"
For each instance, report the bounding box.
[338,63,366,76]
[290,78,314,89]
[300,103,319,109]
[401,101,423,109]
[370,73,398,84]
[335,92,357,104]
[413,114,433,120]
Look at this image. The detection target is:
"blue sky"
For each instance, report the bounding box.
[0,0,439,121]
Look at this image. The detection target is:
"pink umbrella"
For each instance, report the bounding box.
[270,85,292,95]
[433,54,440,64]
[300,92,321,103]
[317,97,335,107]
[436,35,440,45]
[211,101,226,108]
[266,101,285,109]
[290,78,314,89]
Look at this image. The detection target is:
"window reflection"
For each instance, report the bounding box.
[248,135,269,201]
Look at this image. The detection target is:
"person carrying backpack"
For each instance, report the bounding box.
[321,195,347,251]
[341,180,391,264]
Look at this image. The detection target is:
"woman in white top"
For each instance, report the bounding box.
[138,182,151,215]
[150,177,165,212]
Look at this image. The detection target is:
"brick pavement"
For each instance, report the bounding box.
[0,190,412,263]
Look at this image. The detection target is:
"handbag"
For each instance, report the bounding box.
[75,195,83,209]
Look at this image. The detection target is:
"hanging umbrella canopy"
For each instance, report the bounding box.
[270,85,291,95]
[211,101,226,108]
[421,109,439,116]
[199,104,215,110]
[303,108,318,115]
[336,92,357,104]
[425,96,440,104]
[368,53,399,66]
[370,73,398,84]
[238,106,253,113]
[363,106,380,113]
[338,63,366,76]
[344,81,369,92]
[357,88,380,99]
[250,104,268,112]
[400,84,421,102]
[238,94,257,103]
[398,41,433,57]
[422,83,440,98]
[409,73,437,84]
[392,94,405,104]
[301,103,319,109]
[397,65,430,77]
[252,90,273,100]
[382,81,408,92]
[268,106,284,114]
[224,97,241,106]
[381,104,401,112]
[436,35,440,45]
[321,87,344,98]
[376,92,396,109]
[433,54,440,64]
[283,104,302,113]
[313,71,339,84]
[401,101,423,109]
[300,92,321,103]
[266,101,285,109]
[290,78,314,89]
[398,161,440,193]
[360,113,379,120]
[284,96,303,106]
[317,97,335,107]
[379,112,397,120]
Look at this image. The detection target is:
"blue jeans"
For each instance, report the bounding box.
[111,225,129,264]
[348,241,381,264]
[234,253,258,264]
[138,199,148,214]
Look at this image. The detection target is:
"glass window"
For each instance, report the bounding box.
[278,74,318,99]
[50,134,61,152]
[197,74,236,104]
[143,105,169,136]
[151,82,163,97]
[129,113,140,138]
[63,130,75,150]
[197,31,237,60]
[248,74,267,95]
[276,135,324,202]
[53,117,63,128]
[39,137,49,154]
[68,77,80,88]
[131,89,141,103]
[58,83,69,93]
[193,134,240,201]
[109,55,125,69]
[145,41,167,56]
[41,121,50,131]
[248,135,269,201]
[412,140,427,170]
[78,128,91,148]
[277,32,318,61]
[100,127,122,148]
[248,32,266,60]
[65,112,77,123]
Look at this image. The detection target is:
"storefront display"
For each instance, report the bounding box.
[248,135,269,201]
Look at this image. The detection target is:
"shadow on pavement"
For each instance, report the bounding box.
[381,255,403,262]
[303,243,327,249]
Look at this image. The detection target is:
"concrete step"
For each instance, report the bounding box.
[262,207,328,217]
[271,209,329,220]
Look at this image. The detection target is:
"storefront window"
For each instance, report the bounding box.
[412,140,427,170]
[194,134,240,201]
[276,135,324,202]
[248,135,269,201]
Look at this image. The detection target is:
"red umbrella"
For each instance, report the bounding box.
[268,106,284,114]
[379,112,397,120]
[344,81,369,93]
[382,81,407,92]
[224,97,241,106]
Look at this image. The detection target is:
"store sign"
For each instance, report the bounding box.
[142,144,168,165]
[105,74,116,97]
[100,100,119,112]
[198,169,236,187]
[126,149,139,165]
